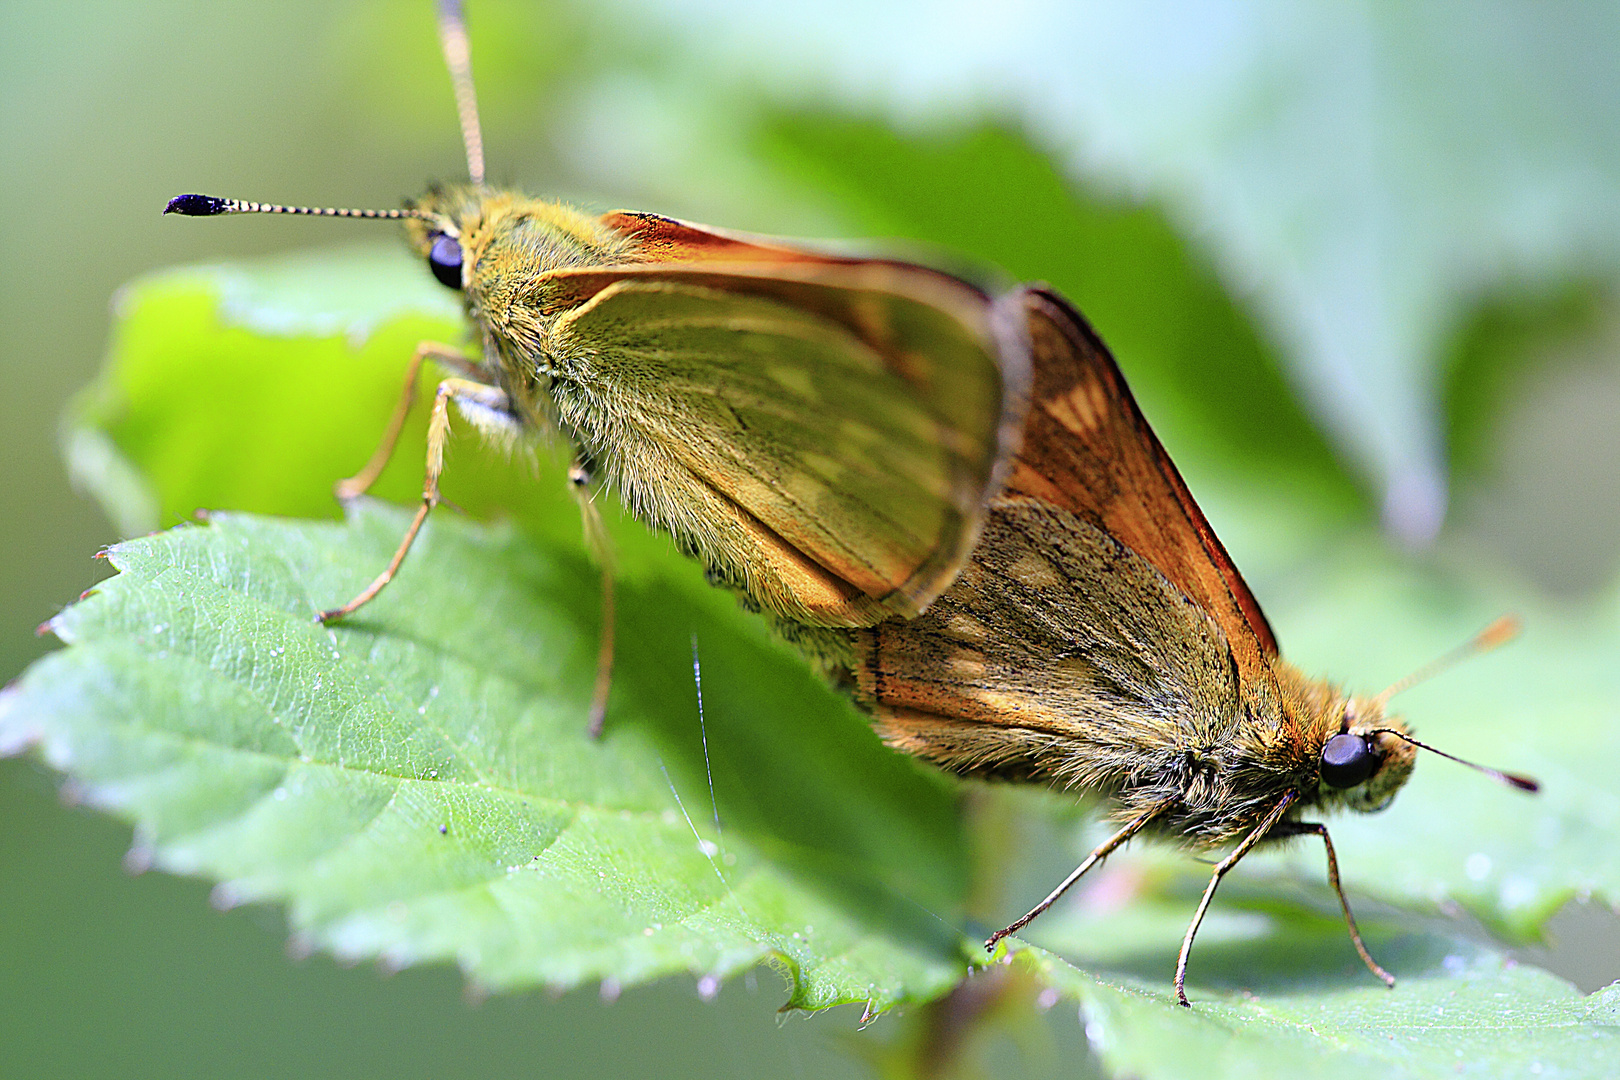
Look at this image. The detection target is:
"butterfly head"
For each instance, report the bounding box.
[1314,617,1540,814]
[404,185,487,292]
[1316,701,1417,814]
[407,185,643,306]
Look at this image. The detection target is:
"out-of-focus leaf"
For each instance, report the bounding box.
[581,0,1620,544]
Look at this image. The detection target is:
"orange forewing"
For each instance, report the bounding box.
[600,211,852,266]
[1005,286,1277,674]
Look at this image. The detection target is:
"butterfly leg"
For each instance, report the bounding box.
[1174,789,1298,1007]
[335,342,481,501]
[986,799,1173,953]
[1270,819,1395,989]
[318,376,510,623]
[569,459,617,738]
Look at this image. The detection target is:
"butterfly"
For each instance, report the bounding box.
[793,285,1537,1006]
[165,0,1031,735]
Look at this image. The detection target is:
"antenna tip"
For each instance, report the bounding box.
[165,194,229,216]
[1504,773,1540,794]
[1476,615,1522,651]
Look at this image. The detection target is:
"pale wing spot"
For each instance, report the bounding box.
[797,450,843,483]
[946,613,990,643]
[965,687,1049,723]
[767,363,817,400]
[838,416,884,451]
[947,653,988,679]
[845,295,898,367]
[934,422,981,460]
[1041,393,1085,436]
[1010,550,1063,588]
[1042,376,1106,436]
[1085,377,1109,425]
[782,465,837,518]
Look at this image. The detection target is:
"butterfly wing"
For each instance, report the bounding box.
[584,224,1272,659]
[1005,286,1277,672]
[835,286,1284,824]
[537,259,1030,627]
[848,495,1245,798]
[599,211,863,266]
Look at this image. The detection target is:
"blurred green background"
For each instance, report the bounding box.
[3,1,1617,1077]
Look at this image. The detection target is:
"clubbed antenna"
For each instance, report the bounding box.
[163,195,427,220]
[437,0,486,187]
[1371,728,1539,793]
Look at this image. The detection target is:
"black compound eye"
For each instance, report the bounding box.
[1320,733,1377,789]
[427,233,463,289]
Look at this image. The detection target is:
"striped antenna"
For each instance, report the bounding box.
[437,0,486,187]
[163,194,428,220]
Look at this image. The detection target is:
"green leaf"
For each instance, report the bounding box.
[1017,909,1620,1079]
[1,506,969,1012]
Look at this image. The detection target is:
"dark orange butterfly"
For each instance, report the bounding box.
[797,286,1537,1006]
